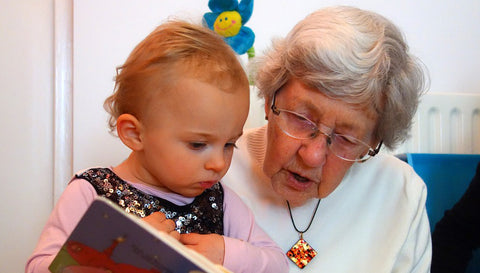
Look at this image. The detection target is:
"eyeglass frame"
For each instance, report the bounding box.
[269,90,383,162]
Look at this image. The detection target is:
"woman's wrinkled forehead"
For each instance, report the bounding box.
[279,79,379,128]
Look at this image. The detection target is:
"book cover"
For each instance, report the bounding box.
[49,197,230,273]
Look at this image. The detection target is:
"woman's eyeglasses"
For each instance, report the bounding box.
[269,91,382,162]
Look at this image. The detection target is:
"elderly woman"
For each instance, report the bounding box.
[223,6,431,272]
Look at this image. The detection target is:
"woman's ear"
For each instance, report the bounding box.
[264,97,271,120]
[116,114,144,151]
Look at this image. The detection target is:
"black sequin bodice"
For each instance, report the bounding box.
[76,168,224,235]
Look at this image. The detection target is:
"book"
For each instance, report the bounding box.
[49,196,230,273]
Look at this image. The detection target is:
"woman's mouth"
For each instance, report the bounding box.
[285,170,318,191]
[292,172,310,183]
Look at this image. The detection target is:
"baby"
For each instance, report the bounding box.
[26,20,288,273]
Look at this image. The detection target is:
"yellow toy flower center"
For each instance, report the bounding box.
[213,11,242,37]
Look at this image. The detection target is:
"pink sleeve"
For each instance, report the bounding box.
[25,178,98,273]
[222,184,289,273]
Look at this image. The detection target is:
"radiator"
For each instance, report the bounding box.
[395,92,480,154]
[245,89,480,155]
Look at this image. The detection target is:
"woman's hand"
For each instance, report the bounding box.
[180,233,225,265]
[142,212,180,240]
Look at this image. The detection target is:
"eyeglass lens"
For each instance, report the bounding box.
[273,108,374,162]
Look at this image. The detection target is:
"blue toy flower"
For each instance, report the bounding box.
[203,0,255,55]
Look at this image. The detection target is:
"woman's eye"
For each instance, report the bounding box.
[293,113,309,123]
[189,142,206,150]
[287,112,316,130]
[334,134,358,147]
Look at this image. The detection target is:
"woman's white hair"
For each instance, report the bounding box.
[253,5,428,150]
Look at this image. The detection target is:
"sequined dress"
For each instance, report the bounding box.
[26,165,289,273]
[77,168,224,235]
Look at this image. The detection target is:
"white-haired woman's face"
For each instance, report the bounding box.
[262,79,378,206]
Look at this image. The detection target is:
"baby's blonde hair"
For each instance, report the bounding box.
[104,20,249,132]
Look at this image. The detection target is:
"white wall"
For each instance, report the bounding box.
[73,0,480,173]
[0,0,54,272]
[1,1,479,272]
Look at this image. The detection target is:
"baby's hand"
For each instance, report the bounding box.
[142,212,180,240]
[180,233,225,265]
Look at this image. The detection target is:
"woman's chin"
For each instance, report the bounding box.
[272,180,317,206]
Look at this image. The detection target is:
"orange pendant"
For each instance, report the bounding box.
[286,238,317,269]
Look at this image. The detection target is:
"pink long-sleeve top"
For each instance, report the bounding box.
[25,169,288,273]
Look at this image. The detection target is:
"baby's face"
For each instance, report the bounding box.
[136,76,249,197]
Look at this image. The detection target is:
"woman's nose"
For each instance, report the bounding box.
[297,134,329,167]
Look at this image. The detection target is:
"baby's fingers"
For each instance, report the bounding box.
[143,212,179,240]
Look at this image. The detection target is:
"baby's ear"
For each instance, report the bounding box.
[116,114,143,151]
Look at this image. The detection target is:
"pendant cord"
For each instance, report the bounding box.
[286,199,321,234]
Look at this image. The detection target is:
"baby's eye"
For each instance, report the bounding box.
[225,142,238,149]
[189,142,206,150]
